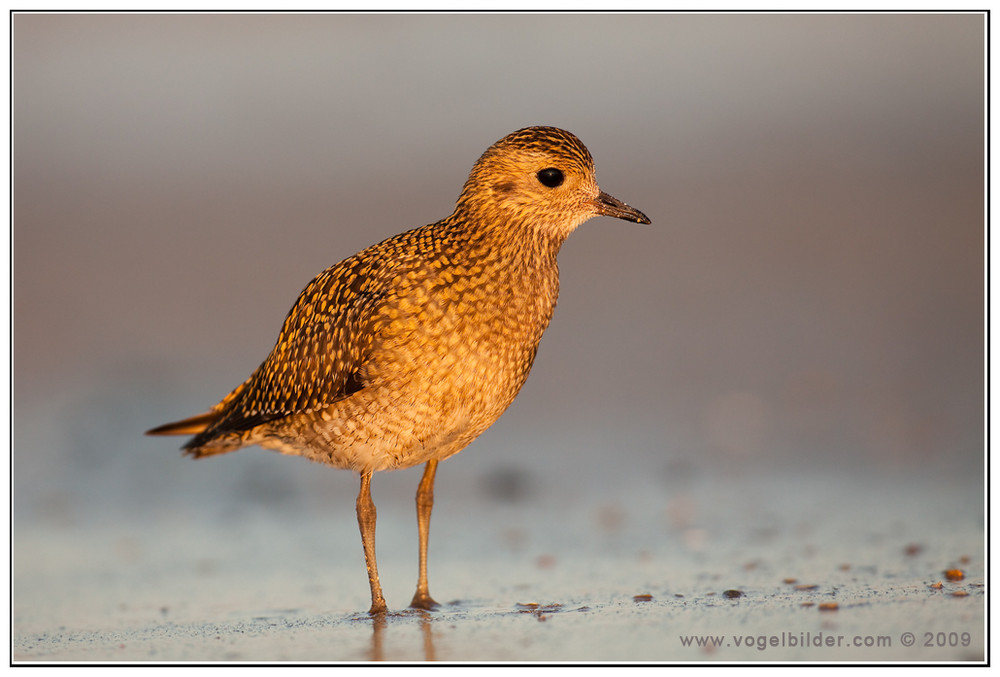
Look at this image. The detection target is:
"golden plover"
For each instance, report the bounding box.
[148,126,650,615]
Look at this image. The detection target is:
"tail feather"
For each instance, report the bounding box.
[146,411,218,437]
[148,410,245,459]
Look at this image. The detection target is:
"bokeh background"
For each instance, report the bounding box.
[13,13,983,531]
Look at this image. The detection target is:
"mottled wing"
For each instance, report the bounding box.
[185,248,394,449]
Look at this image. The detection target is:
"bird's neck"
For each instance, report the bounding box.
[440,209,563,313]
[445,206,567,274]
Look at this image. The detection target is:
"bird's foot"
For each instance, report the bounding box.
[409,592,440,611]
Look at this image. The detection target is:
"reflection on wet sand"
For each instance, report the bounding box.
[368,610,436,661]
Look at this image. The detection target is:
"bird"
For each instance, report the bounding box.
[147,126,650,615]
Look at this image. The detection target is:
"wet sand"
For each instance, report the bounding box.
[12,467,984,663]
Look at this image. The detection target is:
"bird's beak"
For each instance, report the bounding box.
[593,190,651,224]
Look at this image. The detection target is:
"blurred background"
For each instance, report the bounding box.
[13,13,984,529]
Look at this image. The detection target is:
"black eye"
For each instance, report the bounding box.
[536,167,564,188]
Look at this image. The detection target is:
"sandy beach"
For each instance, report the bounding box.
[13,460,984,663]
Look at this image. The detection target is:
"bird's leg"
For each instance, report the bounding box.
[357,471,388,615]
[410,459,440,610]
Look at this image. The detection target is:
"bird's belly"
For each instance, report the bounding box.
[264,319,542,474]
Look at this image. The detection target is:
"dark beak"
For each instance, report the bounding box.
[594,190,651,224]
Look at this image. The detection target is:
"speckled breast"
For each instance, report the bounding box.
[359,252,558,465]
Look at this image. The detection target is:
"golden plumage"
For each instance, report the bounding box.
[147,126,650,614]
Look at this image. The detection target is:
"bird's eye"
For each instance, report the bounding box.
[536,167,564,188]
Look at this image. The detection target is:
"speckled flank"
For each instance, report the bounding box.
[147,126,650,613]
